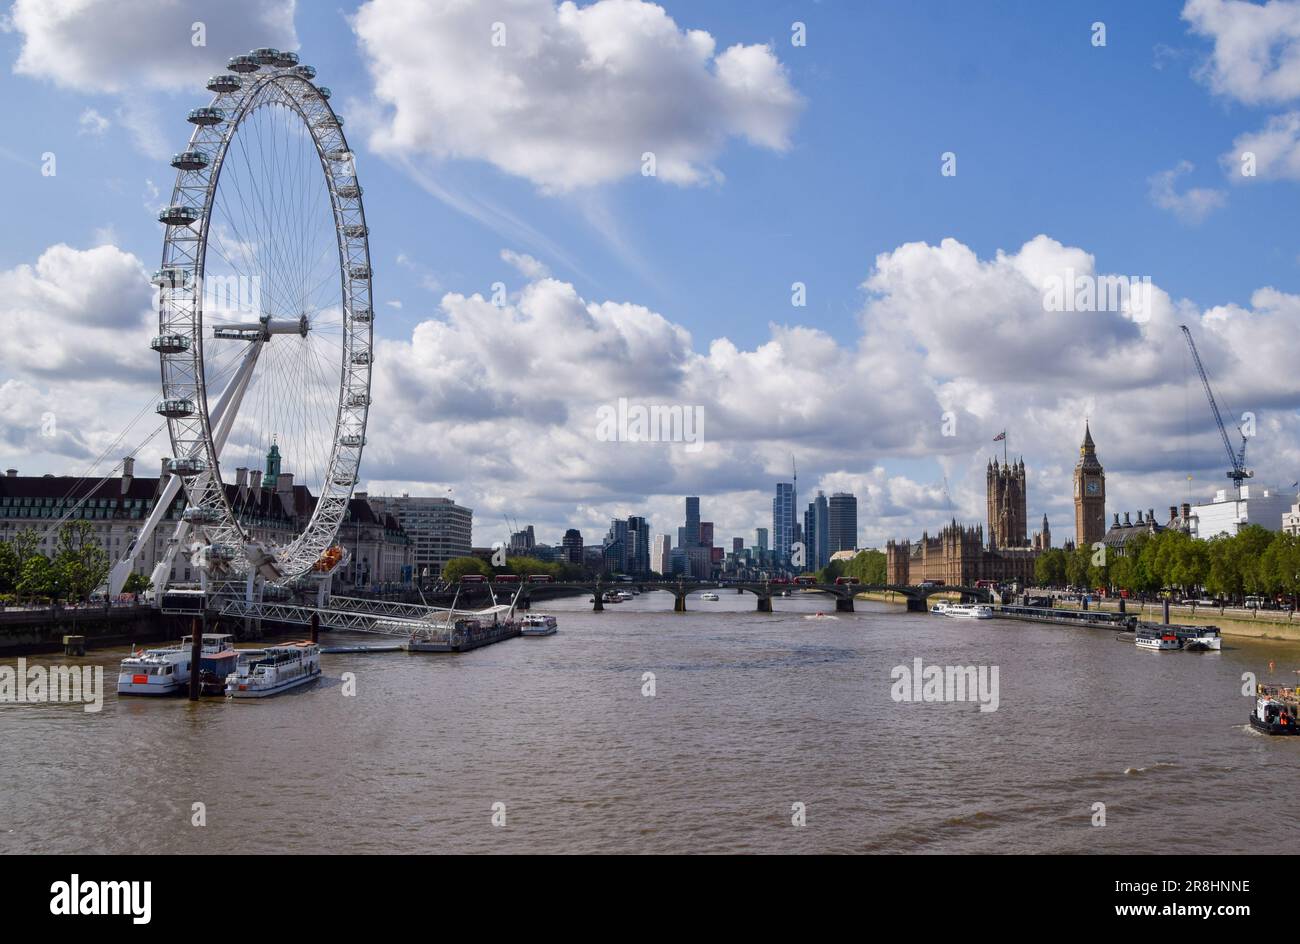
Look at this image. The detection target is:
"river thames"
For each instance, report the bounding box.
[3,591,1299,854]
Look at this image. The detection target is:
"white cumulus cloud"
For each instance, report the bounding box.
[352,0,803,192]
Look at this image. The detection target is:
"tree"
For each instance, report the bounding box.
[122,572,153,596]
[441,556,492,583]
[1034,548,1067,587]
[52,520,109,603]
[816,559,846,584]
[838,549,886,585]
[0,540,18,594]
[1066,544,1092,588]
[16,554,57,601]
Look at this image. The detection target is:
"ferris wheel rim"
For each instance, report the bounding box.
[154,50,373,584]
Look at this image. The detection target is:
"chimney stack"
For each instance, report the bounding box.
[4,469,15,478]
[161,457,171,479]
[1170,505,1177,523]
[1124,512,1131,526]
[277,471,294,494]
[120,456,134,495]
[1181,502,1191,520]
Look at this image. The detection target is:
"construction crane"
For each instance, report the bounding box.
[1180,324,1252,496]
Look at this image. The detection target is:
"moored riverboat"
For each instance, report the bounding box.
[1135,629,1182,651]
[225,641,321,697]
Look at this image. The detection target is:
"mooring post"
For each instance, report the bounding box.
[1163,599,1170,625]
[311,610,320,644]
[188,614,203,701]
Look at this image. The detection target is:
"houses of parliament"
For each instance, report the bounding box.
[886,425,1105,586]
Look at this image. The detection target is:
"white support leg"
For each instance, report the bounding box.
[109,339,264,596]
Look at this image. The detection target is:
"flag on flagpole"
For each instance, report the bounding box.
[992,431,1006,442]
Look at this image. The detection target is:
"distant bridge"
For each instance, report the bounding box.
[498,580,992,612]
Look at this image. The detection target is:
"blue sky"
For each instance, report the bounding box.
[1,0,1299,549]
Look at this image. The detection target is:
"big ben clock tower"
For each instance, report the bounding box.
[1073,421,1106,548]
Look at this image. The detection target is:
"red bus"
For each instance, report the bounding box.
[835,576,860,585]
[494,574,521,583]
[793,576,816,585]
[527,574,554,583]
[459,574,487,584]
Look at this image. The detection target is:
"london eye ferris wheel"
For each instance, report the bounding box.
[152,47,373,585]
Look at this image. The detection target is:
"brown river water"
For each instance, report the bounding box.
[2,591,1298,854]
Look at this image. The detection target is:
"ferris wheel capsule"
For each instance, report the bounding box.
[350,351,372,366]
[158,204,201,226]
[338,433,365,448]
[317,86,332,99]
[336,183,362,199]
[151,335,191,354]
[293,64,316,80]
[151,267,192,288]
[157,398,196,419]
[250,48,281,66]
[348,264,371,280]
[227,55,260,74]
[166,457,208,477]
[182,506,222,524]
[187,106,225,126]
[273,50,299,68]
[207,74,241,93]
[351,307,373,323]
[171,151,209,171]
[342,224,368,238]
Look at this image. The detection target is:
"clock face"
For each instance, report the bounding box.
[1086,481,1100,495]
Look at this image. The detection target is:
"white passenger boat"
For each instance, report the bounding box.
[1135,630,1181,651]
[117,647,192,695]
[929,602,951,615]
[700,592,720,601]
[224,641,321,697]
[1179,628,1222,651]
[944,604,993,620]
[520,613,558,637]
[616,590,634,601]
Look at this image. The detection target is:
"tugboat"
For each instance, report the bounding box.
[1250,689,1300,735]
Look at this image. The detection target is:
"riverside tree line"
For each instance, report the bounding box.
[1033,524,1300,601]
[0,521,146,603]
